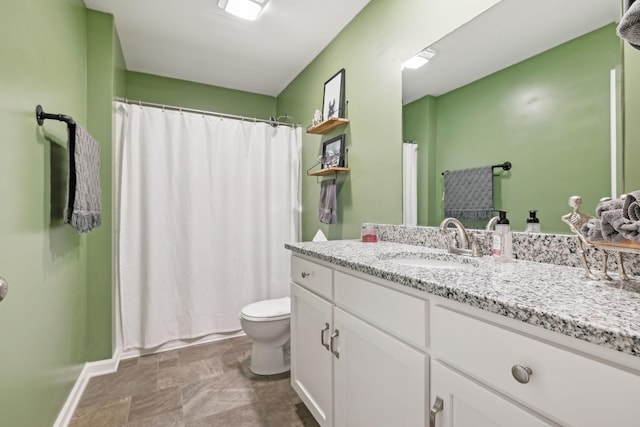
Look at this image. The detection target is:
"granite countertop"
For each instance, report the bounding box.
[286,240,640,358]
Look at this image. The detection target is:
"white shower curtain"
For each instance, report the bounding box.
[403,142,418,226]
[114,102,301,350]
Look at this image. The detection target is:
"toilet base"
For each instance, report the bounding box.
[249,340,290,375]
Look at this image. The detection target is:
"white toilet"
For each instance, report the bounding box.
[240,296,291,375]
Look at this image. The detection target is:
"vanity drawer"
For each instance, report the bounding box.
[431,305,640,426]
[334,271,427,349]
[291,255,333,300]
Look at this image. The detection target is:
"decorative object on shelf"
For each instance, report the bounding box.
[562,194,640,281]
[322,68,345,120]
[312,109,322,126]
[321,134,346,169]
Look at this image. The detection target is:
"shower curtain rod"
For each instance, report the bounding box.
[114,97,300,128]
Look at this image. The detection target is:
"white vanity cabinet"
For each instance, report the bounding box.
[290,255,428,427]
[430,305,640,427]
[430,360,553,427]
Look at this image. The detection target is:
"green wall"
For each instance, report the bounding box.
[277,0,500,241]
[404,25,620,233]
[0,2,121,425]
[86,10,123,361]
[0,0,88,425]
[126,71,277,119]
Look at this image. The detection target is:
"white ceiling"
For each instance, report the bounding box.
[402,0,622,105]
[84,0,372,96]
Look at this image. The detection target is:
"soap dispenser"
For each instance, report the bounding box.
[526,210,541,233]
[492,211,513,259]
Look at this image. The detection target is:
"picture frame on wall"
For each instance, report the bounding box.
[321,134,346,169]
[322,68,345,121]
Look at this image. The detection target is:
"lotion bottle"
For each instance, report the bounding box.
[526,210,541,233]
[492,210,513,259]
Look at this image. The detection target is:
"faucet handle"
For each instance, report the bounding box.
[471,238,482,257]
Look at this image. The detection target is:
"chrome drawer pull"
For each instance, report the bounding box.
[330,329,340,358]
[511,365,533,384]
[429,396,444,427]
[320,323,330,350]
[301,271,310,278]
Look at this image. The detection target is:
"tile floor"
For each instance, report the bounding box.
[69,335,319,426]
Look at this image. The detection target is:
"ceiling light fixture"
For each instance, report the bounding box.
[218,0,268,21]
[402,48,437,70]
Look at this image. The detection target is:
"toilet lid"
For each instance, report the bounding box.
[241,297,291,321]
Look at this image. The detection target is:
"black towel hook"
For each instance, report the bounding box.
[35,105,76,126]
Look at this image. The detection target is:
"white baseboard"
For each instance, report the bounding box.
[53,349,121,427]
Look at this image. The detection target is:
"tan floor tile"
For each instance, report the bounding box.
[128,386,182,423]
[69,397,130,427]
[178,340,234,364]
[78,363,158,408]
[185,403,267,427]
[181,374,258,421]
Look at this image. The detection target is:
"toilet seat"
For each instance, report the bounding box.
[240,297,291,322]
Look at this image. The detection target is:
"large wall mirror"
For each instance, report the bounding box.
[402,0,622,233]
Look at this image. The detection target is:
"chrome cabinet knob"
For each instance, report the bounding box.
[320,323,330,350]
[429,396,444,427]
[330,329,340,358]
[301,272,310,278]
[511,365,533,384]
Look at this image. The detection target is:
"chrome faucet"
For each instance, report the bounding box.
[485,216,499,231]
[439,217,482,257]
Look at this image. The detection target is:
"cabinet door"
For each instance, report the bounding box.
[290,283,334,427]
[430,361,554,427]
[333,307,427,427]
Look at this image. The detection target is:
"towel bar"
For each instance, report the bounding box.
[441,161,511,176]
[35,105,75,127]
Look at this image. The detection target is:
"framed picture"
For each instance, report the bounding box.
[322,69,345,120]
[322,134,346,169]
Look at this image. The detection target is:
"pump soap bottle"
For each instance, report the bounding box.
[526,210,540,233]
[492,211,513,259]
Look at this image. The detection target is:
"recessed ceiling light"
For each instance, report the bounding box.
[218,0,268,21]
[403,48,437,70]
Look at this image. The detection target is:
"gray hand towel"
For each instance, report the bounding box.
[581,218,604,242]
[623,190,640,221]
[596,197,624,217]
[443,166,493,220]
[600,209,627,243]
[318,179,337,224]
[64,124,102,233]
[618,221,640,242]
[617,0,640,49]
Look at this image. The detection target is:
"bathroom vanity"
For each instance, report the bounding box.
[286,235,640,427]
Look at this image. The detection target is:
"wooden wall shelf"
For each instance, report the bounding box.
[306,117,349,135]
[307,167,350,177]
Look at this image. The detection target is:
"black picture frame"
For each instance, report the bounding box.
[322,68,345,120]
[321,134,346,169]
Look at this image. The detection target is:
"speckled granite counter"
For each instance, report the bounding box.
[285,239,640,358]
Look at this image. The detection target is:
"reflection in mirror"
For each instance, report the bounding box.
[402,0,622,233]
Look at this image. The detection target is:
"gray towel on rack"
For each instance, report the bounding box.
[600,209,627,243]
[318,179,337,224]
[596,197,624,218]
[617,0,640,48]
[623,190,640,221]
[64,125,102,233]
[581,218,604,242]
[443,166,493,220]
